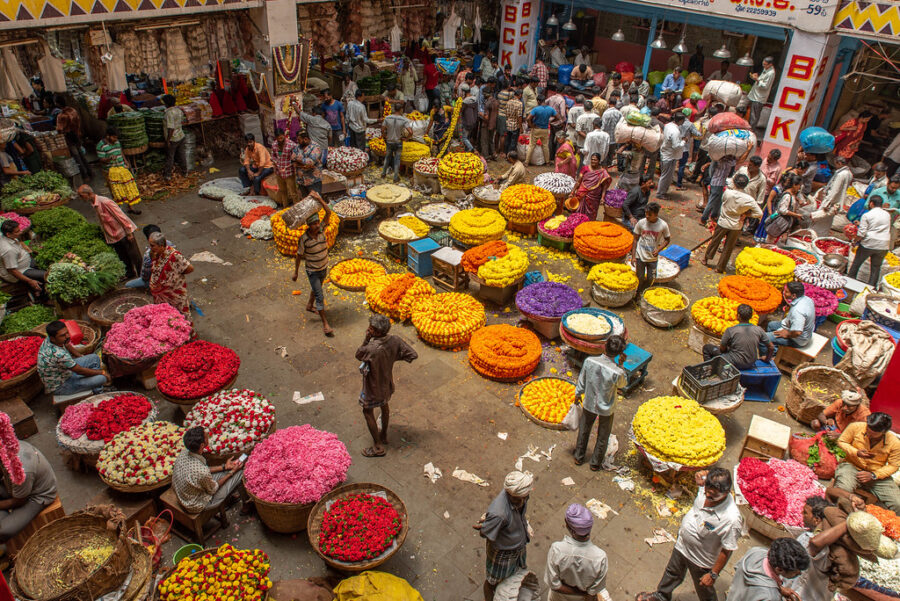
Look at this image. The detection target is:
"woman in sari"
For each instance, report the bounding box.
[833,111,873,160]
[148,232,194,317]
[554,131,577,178]
[570,153,611,219]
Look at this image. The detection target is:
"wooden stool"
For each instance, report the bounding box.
[431,249,468,292]
[52,390,92,413]
[158,487,228,544]
[739,415,791,461]
[0,398,36,439]
[87,487,156,525]
[7,496,65,557]
[773,333,829,374]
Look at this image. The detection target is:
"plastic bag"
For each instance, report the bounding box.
[625,111,651,127]
[702,80,743,107]
[518,142,545,166]
[707,129,756,161]
[799,127,835,154]
[708,112,751,134]
[334,571,424,601]
[561,402,582,431]
[789,432,838,480]
[846,196,868,223]
[849,287,874,317]
[494,570,541,601]
[614,121,663,153]
[281,196,321,229]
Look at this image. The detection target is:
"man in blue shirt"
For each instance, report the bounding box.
[574,335,626,471]
[765,282,816,348]
[524,95,556,166]
[320,91,345,147]
[871,175,900,210]
[662,70,686,96]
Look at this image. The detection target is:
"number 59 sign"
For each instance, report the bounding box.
[500,0,537,72]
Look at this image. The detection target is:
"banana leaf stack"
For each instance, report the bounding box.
[108,111,149,149]
[358,75,381,96]
[141,109,166,143]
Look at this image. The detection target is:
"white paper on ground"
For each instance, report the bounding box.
[497,432,508,440]
[585,498,618,519]
[424,462,442,483]
[292,391,324,405]
[561,477,575,486]
[613,475,635,491]
[452,467,489,487]
[190,251,232,265]
[644,528,676,547]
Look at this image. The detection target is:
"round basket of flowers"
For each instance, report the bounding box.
[736,456,825,536]
[690,297,759,337]
[794,263,846,292]
[57,391,157,468]
[560,308,614,342]
[410,293,485,349]
[468,324,541,382]
[449,208,506,246]
[461,241,529,289]
[156,341,240,405]
[533,172,575,203]
[156,544,272,601]
[717,275,782,315]
[588,263,639,307]
[438,152,484,190]
[631,396,725,471]
[307,482,408,572]
[365,273,435,321]
[640,287,689,328]
[573,222,632,263]
[735,247,796,288]
[243,425,351,533]
[102,303,192,377]
[516,376,576,430]
[97,421,184,492]
[499,184,556,225]
[538,213,589,243]
[328,258,387,292]
[184,389,276,465]
[515,282,584,326]
[0,332,43,395]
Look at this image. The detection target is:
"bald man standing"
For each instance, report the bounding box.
[77,184,142,278]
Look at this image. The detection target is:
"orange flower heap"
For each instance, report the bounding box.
[573,222,632,261]
[462,241,510,273]
[499,184,556,224]
[691,296,759,336]
[718,275,782,314]
[867,504,900,540]
[468,324,541,380]
[411,293,486,348]
[519,378,576,424]
[271,208,339,257]
[365,273,435,321]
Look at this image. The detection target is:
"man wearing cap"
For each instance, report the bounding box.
[835,412,900,512]
[476,470,533,601]
[811,391,870,438]
[545,503,611,601]
[638,467,743,601]
[291,191,333,336]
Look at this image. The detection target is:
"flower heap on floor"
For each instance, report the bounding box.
[365,273,435,321]
[97,421,184,487]
[156,340,240,401]
[737,457,824,527]
[587,263,639,291]
[499,184,556,224]
[691,297,759,336]
[0,335,41,380]
[468,324,542,381]
[329,258,386,289]
[515,281,583,318]
[410,293,485,348]
[438,152,484,190]
[518,378,576,424]
[244,425,351,505]
[573,222,632,261]
[319,493,403,562]
[241,206,276,230]
[449,208,506,246]
[326,147,368,174]
[735,248,796,287]
[104,304,192,361]
[632,396,725,467]
[539,213,588,239]
[717,275,782,314]
[158,544,272,601]
[184,389,275,456]
[643,288,686,311]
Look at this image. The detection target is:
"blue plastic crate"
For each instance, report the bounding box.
[660,245,691,270]
[739,359,781,403]
[407,238,441,277]
[831,336,844,366]
[523,271,544,286]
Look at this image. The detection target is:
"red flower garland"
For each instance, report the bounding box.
[0,336,41,380]
[319,493,402,562]
[85,394,153,442]
[156,341,240,400]
[737,457,787,521]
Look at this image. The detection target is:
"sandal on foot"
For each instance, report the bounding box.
[362,447,386,457]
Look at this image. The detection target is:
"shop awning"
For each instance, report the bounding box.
[832,0,900,42]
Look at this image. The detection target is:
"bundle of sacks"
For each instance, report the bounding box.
[704,111,756,161]
[615,111,662,153]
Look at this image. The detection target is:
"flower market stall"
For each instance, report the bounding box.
[243,425,351,533]
[468,324,542,382]
[688,297,759,353]
[735,248,796,288]
[410,293,485,349]
[0,304,56,335]
[560,308,615,344]
[515,281,584,339]
[538,213,589,251]
[472,185,501,208]
[415,202,459,228]
[533,172,575,205]
[156,340,240,407]
[573,222,632,263]
[97,421,184,492]
[499,184,556,234]
[438,152,484,193]
[517,376,576,429]
[184,388,276,465]
[461,241,529,294]
[0,171,73,215]
[735,456,824,538]
[449,208,506,247]
[785,364,866,424]
[718,275,782,315]
[366,184,412,217]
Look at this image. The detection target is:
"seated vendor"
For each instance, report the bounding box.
[498,151,526,190]
[703,304,775,370]
[765,282,815,348]
[238,133,274,196]
[382,84,406,113]
[834,412,900,513]
[811,391,870,438]
[0,220,44,294]
[570,64,595,91]
[173,427,248,514]
[0,439,57,552]
[37,321,109,396]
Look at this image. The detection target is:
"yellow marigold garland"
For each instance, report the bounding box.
[398,215,430,237]
[365,273,435,321]
[643,288,686,311]
[329,259,386,289]
[735,247,796,288]
[271,208,339,257]
[449,208,506,246]
[437,98,463,158]
[518,378,576,424]
[411,293,486,348]
[499,184,556,224]
[438,152,484,190]
[691,296,759,336]
[477,245,529,287]
[632,396,726,467]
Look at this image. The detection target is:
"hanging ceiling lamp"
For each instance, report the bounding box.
[736,52,755,66]
[562,0,577,30]
[547,13,559,27]
[650,32,667,49]
[713,44,732,59]
[611,28,625,41]
[672,37,688,54]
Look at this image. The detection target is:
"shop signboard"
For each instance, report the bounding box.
[643,0,838,33]
[499,0,537,73]
[833,0,899,41]
[760,31,840,162]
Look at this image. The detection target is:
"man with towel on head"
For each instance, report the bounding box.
[545,503,612,601]
[475,470,534,601]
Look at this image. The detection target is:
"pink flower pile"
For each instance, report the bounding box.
[738,457,823,527]
[0,412,23,485]
[769,458,824,527]
[0,213,30,231]
[539,213,589,239]
[244,425,351,505]
[103,304,192,361]
[59,402,95,439]
[802,283,839,317]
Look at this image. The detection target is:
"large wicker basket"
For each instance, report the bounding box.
[785,364,867,425]
[516,376,574,430]
[32,320,100,354]
[14,194,71,216]
[307,482,408,572]
[591,283,637,308]
[639,287,690,328]
[87,289,154,329]
[10,509,132,601]
[0,331,43,395]
[245,481,317,534]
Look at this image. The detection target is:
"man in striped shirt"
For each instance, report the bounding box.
[292,191,333,336]
[96,128,141,214]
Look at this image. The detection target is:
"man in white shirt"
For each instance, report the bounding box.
[748,57,776,131]
[566,96,586,144]
[583,118,610,166]
[657,112,686,199]
[849,195,893,286]
[550,40,567,69]
[346,89,377,151]
[631,203,671,293]
[708,60,733,82]
[574,335,626,470]
[812,155,853,237]
[573,46,592,69]
[574,103,597,166]
[545,503,611,601]
[732,155,766,232]
[600,93,622,168]
[704,173,762,273]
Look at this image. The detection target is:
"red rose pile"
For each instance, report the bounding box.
[319,493,402,562]
[0,336,41,380]
[156,341,240,400]
[184,389,275,455]
[737,456,787,522]
[85,394,153,442]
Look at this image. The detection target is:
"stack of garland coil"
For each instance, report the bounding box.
[379,70,397,90]
[141,108,166,144]
[107,111,148,149]
[358,76,381,96]
[0,171,73,211]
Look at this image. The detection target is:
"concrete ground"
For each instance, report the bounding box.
[28,155,836,600]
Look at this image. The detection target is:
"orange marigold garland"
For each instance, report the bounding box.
[573,221,632,261]
[867,504,900,540]
[499,184,556,224]
[468,324,541,381]
[411,293,486,348]
[461,241,510,273]
[718,275,782,314]
[365,273,435,321]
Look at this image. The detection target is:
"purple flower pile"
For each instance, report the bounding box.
[604,189,627,208]
[516,281,583,318]
[802,283,838,317]
[538,213,589,238]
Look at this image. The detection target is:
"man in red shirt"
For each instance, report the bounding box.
[424,58,440,110]
[78,184,141,278]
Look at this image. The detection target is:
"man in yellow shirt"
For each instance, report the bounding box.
[835,413,900,512]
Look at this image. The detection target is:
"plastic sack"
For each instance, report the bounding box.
[620,72,634,85]
[615,61,635,74]
[849,287,874,316]
[683,84,702,99]
[686,72,703,85]
[435,58,459,75]
[702,80,743,107]
[625,111,651,127]
[707,129,756,161]
[494,570,541,601]
[708,112,751,134]
[518,142,546,166]
[281,196,321,229]
[846,196,868,223]
[334,571,424,601]
[64,319,84,345]
[592,72,607,89]
[647,71,665,86]
[557,64,574,85]
[799,127,835,154]
[561,402,582,431]
[615,120,663,153]
[789,432,839,480]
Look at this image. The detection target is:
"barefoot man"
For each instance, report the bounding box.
[292,191,333,336]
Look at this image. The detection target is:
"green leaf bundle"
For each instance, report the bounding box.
[34,224,111,269]
[0,304,57,334]
[29,206,86,238]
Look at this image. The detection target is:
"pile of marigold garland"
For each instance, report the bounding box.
[632,396,725,467]
[365,273,435,321]
[573,222,632,261]
[461,241,528,287]
[691,297,759,336]
[468,325,541,381]
[411,293,485,348]
[449,208,506,246]
[735,248,795,287]
[718,275,782,314]
[518,378,576,424]
[499,184,555,224]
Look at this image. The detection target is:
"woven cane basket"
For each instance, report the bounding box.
[785,364,867,425]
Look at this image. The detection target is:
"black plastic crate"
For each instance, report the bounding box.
[429,230,452,247]
[681,356,740,404]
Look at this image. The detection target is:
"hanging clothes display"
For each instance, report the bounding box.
[473,7,482,43]
[37,42,67,93]
[106,43,127,92]
[186,25,210,78]
[441,8,461,50]
[0,49,33,99]
[390,17,402,53]
[140,32,163,79]
[117,31,142,75]
[163,29,193,83]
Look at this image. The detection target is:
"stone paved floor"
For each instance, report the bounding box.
[26,157,837,600]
